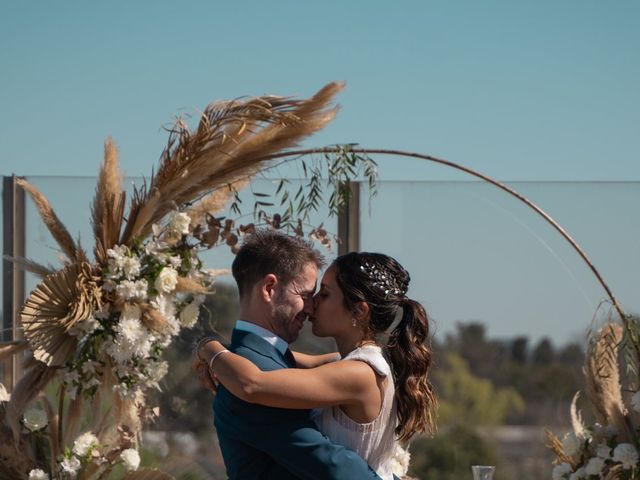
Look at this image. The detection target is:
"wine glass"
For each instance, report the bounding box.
[471,465,495,480]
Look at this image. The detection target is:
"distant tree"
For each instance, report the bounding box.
[532,337,555,365]
[510,336,528,364]
[434,353,525,426]
[408,425,502,480]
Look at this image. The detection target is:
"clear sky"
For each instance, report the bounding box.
[2,1,639,344]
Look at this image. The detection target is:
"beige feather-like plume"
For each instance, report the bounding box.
[16,178,78,260]
[584,323,633,440]
[121,82,343,244]
[2,255,55,278]
[185,179,247,227]
[570,392,587,438]
[92,137,126,265]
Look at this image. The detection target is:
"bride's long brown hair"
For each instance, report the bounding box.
[333,252,437,442]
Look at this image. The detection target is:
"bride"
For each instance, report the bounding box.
[197,252,437,479]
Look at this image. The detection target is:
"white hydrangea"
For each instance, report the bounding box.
[23,407,48,431]
[585,457,606,476]
[146,360,169,390]
[569,467,585,480]
[120,448,141,471]
[116,279,148,301]
[169,212,191,236]
[561,432,581,456]
[167,255,183,269]
[552,462,572,480]
[155,267,178,293]
[28,469,48,480]
[631,391,640,413]
[60,456,81,477]
[121,255,141,279]
[72,431,99,457]
[613,443,639,469]
[116,316,144,345]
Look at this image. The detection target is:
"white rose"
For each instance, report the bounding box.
[179,301,201,328]
[596,442,611,459]
[28,469,48,480]
[585,457,606,476]
[613,443,639,469]
[23,407,48,431]
[60,456,81,477]
[155,267,178,293]
[631,391,640,412]
[120,448,140,472]
[169,212,191,235]
[72,431,99,457]
[561,432,581,456]
[552,462,572,480]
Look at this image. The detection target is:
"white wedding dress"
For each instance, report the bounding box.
[311,345,408,479]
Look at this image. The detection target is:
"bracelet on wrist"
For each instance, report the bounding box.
[208,349,230,371]
[195,336,217,361]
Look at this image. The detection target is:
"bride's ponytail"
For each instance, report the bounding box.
[386,296,437,442]
[333,252,437,442]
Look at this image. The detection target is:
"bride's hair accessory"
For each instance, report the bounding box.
[359,261,407,299]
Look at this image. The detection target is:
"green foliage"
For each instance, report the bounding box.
[435,352,525,427]
[408,425,501,480]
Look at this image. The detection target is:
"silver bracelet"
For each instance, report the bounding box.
[208,349,230,371]
[195,336,217,361]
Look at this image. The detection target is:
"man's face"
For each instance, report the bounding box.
[271,262,318,343]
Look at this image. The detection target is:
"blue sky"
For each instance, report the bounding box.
[2,1,639,344]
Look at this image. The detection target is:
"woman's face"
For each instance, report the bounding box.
[310,266,353,338]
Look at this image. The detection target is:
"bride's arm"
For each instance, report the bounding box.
[292,351,340,368]
[200,341,375,409]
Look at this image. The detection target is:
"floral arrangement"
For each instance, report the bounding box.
[0,82,355,479]
[549,319,640,480]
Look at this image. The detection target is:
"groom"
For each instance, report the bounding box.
[195,230,381,479]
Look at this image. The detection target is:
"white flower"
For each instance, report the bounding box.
[569,467,585,480]
[169,212,191,235]
[116,279,148,301]
[23,407,48,431]
[146,361,169,390]
[552,462,572,480]
[167,255,182,269]
[120,448,140,471]
[117,316,144,344]
[561,432,581,457]
[596,442,611,459]
[585,457,606,476]
[0,383,10,402]
[613,443,639,469]
[28,469,48,480]
[155,267,178,293]
[73,431,99,457]
[179,301,201,328]
[389,444,410,477]
[60,456,81,477]
[122,256,141,280]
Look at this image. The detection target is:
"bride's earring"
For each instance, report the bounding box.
[352,318,357,327]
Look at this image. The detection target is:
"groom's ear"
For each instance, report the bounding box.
[260,274,278,303]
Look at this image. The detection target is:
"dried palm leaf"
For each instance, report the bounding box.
[2,254,55,278]
[21,262,101,366]
[121,82,342,244]
[92,137,126,265]
[123,469,175,480]
[5,362,56,443]
[16,178,78,260]
[584,323,633,440]
[0,340,28,361]
[570,392,586,438]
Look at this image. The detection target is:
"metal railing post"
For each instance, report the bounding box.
[337,181,360,256]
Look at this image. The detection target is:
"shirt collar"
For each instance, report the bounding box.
[235,320,289,355]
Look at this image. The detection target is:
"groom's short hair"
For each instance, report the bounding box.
[232,229,325,298]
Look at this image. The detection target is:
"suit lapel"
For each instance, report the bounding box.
[231,328,290,369]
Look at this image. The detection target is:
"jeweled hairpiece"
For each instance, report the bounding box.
[359,261,406,298]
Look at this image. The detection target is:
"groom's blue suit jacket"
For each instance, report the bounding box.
[213,328,382,479]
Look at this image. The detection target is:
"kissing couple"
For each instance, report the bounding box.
[193,230,436,479]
